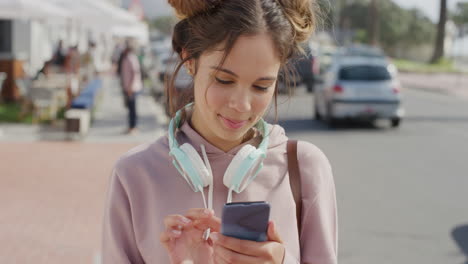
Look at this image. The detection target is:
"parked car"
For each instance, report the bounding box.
[314,56,404,127]
[294,47,319,93]
[278,45,319,94]
[160,53,193,116]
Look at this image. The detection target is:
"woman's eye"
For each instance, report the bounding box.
[215,77,270,91]
[215,77,233,85]
[254,85,269,91]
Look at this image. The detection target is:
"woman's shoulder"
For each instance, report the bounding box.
[113,136,170,178]
[296,141,331,168]
[295,140,334,196]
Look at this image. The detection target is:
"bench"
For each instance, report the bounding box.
[70,79,102,110]
[65,79,103,137]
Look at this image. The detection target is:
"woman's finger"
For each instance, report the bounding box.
[193,216,221,232]
[163,214,192,229]
[185,208,221,232]
[159,228,183,245]
[267,221,283,243]
[213,251,229,264]
[213,243,259,264]
[209,232,266,256]
[185,208,213,220]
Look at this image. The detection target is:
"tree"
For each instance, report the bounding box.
[430,0,447,63]
[151,16,177,35]
[368,0,379,46]
[336,0,435,58]
[452,3,468,37]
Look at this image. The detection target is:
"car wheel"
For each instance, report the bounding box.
[391,117,401,128]
[306,79,314,93]
[326,103,337,127]
[314,101,322,120]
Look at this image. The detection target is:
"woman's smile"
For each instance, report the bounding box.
[218,114,249,130]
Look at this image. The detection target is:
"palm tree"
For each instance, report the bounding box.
[430,0,447,63]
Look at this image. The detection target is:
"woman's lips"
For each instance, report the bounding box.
[219,115,248,130]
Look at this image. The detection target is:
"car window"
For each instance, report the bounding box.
[339,65,391,81]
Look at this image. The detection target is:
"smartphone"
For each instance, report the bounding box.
[221,201,270,242]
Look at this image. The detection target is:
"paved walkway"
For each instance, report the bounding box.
[0,75,168,263]
[399,72,468,98]
[0,142,137,264]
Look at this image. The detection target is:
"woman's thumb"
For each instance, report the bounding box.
[267,221,283,243]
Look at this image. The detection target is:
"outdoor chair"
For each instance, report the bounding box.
[66,79,103,137]
[29,87,59,123]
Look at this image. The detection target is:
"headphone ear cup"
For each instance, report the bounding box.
[223,144,256,192]
[180,143,211,187]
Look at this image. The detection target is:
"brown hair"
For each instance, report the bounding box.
[167,0,318,119]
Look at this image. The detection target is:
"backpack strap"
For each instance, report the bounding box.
[287,140,302,237]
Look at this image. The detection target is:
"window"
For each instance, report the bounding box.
[339,65,391,81]
[0,20,12,53]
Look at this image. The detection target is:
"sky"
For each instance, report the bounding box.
[129,0,468,22]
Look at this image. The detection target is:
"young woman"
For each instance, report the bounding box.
[102,0,337,263]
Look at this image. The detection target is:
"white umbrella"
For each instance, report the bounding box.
[86,0,140,26]
[111,21,149,44]
[0,0,70,20]
[49,0,139,32]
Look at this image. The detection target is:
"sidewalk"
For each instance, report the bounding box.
[0,75,169,263]
[0,142,137,264]
[399,72,468,98]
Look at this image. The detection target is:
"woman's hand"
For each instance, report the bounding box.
[160,208,221,264]
[210,221,285,264]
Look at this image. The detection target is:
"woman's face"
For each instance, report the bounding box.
[190,32,281,151]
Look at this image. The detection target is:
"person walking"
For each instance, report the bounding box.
[120,43,143,134]
[102,0,338,263]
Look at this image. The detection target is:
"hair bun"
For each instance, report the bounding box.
[277,0,316,43]
[168,0,219,19]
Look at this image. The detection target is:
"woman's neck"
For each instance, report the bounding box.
[190,109,255,153]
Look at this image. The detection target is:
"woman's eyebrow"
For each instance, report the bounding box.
[210,66,276,81]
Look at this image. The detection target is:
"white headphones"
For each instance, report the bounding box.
[168,103,270,205]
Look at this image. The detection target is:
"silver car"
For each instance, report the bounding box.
[314,57,404,127]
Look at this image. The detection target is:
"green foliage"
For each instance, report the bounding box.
[0,103,32,123]
[150,16,177,35]
[452,3,468,26]
[393,58,461,73]
[338,0,436,57]
[353,29,368,43]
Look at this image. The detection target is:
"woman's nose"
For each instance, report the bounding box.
[228,88,251,113]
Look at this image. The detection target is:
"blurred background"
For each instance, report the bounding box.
[0,0,468,263]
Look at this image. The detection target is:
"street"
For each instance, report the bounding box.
[273,86,468,264]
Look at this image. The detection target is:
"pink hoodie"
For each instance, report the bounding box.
[102,121,337,263]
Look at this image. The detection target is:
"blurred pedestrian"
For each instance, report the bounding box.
[102,0,337,263]
[52,40,65,67]
[34,59,53,80]
[65,45,80,75]
[82,41,97,81]
[120,42,142,134]
[64,45,81,107]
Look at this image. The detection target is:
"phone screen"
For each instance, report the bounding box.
[221,201,270,242]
